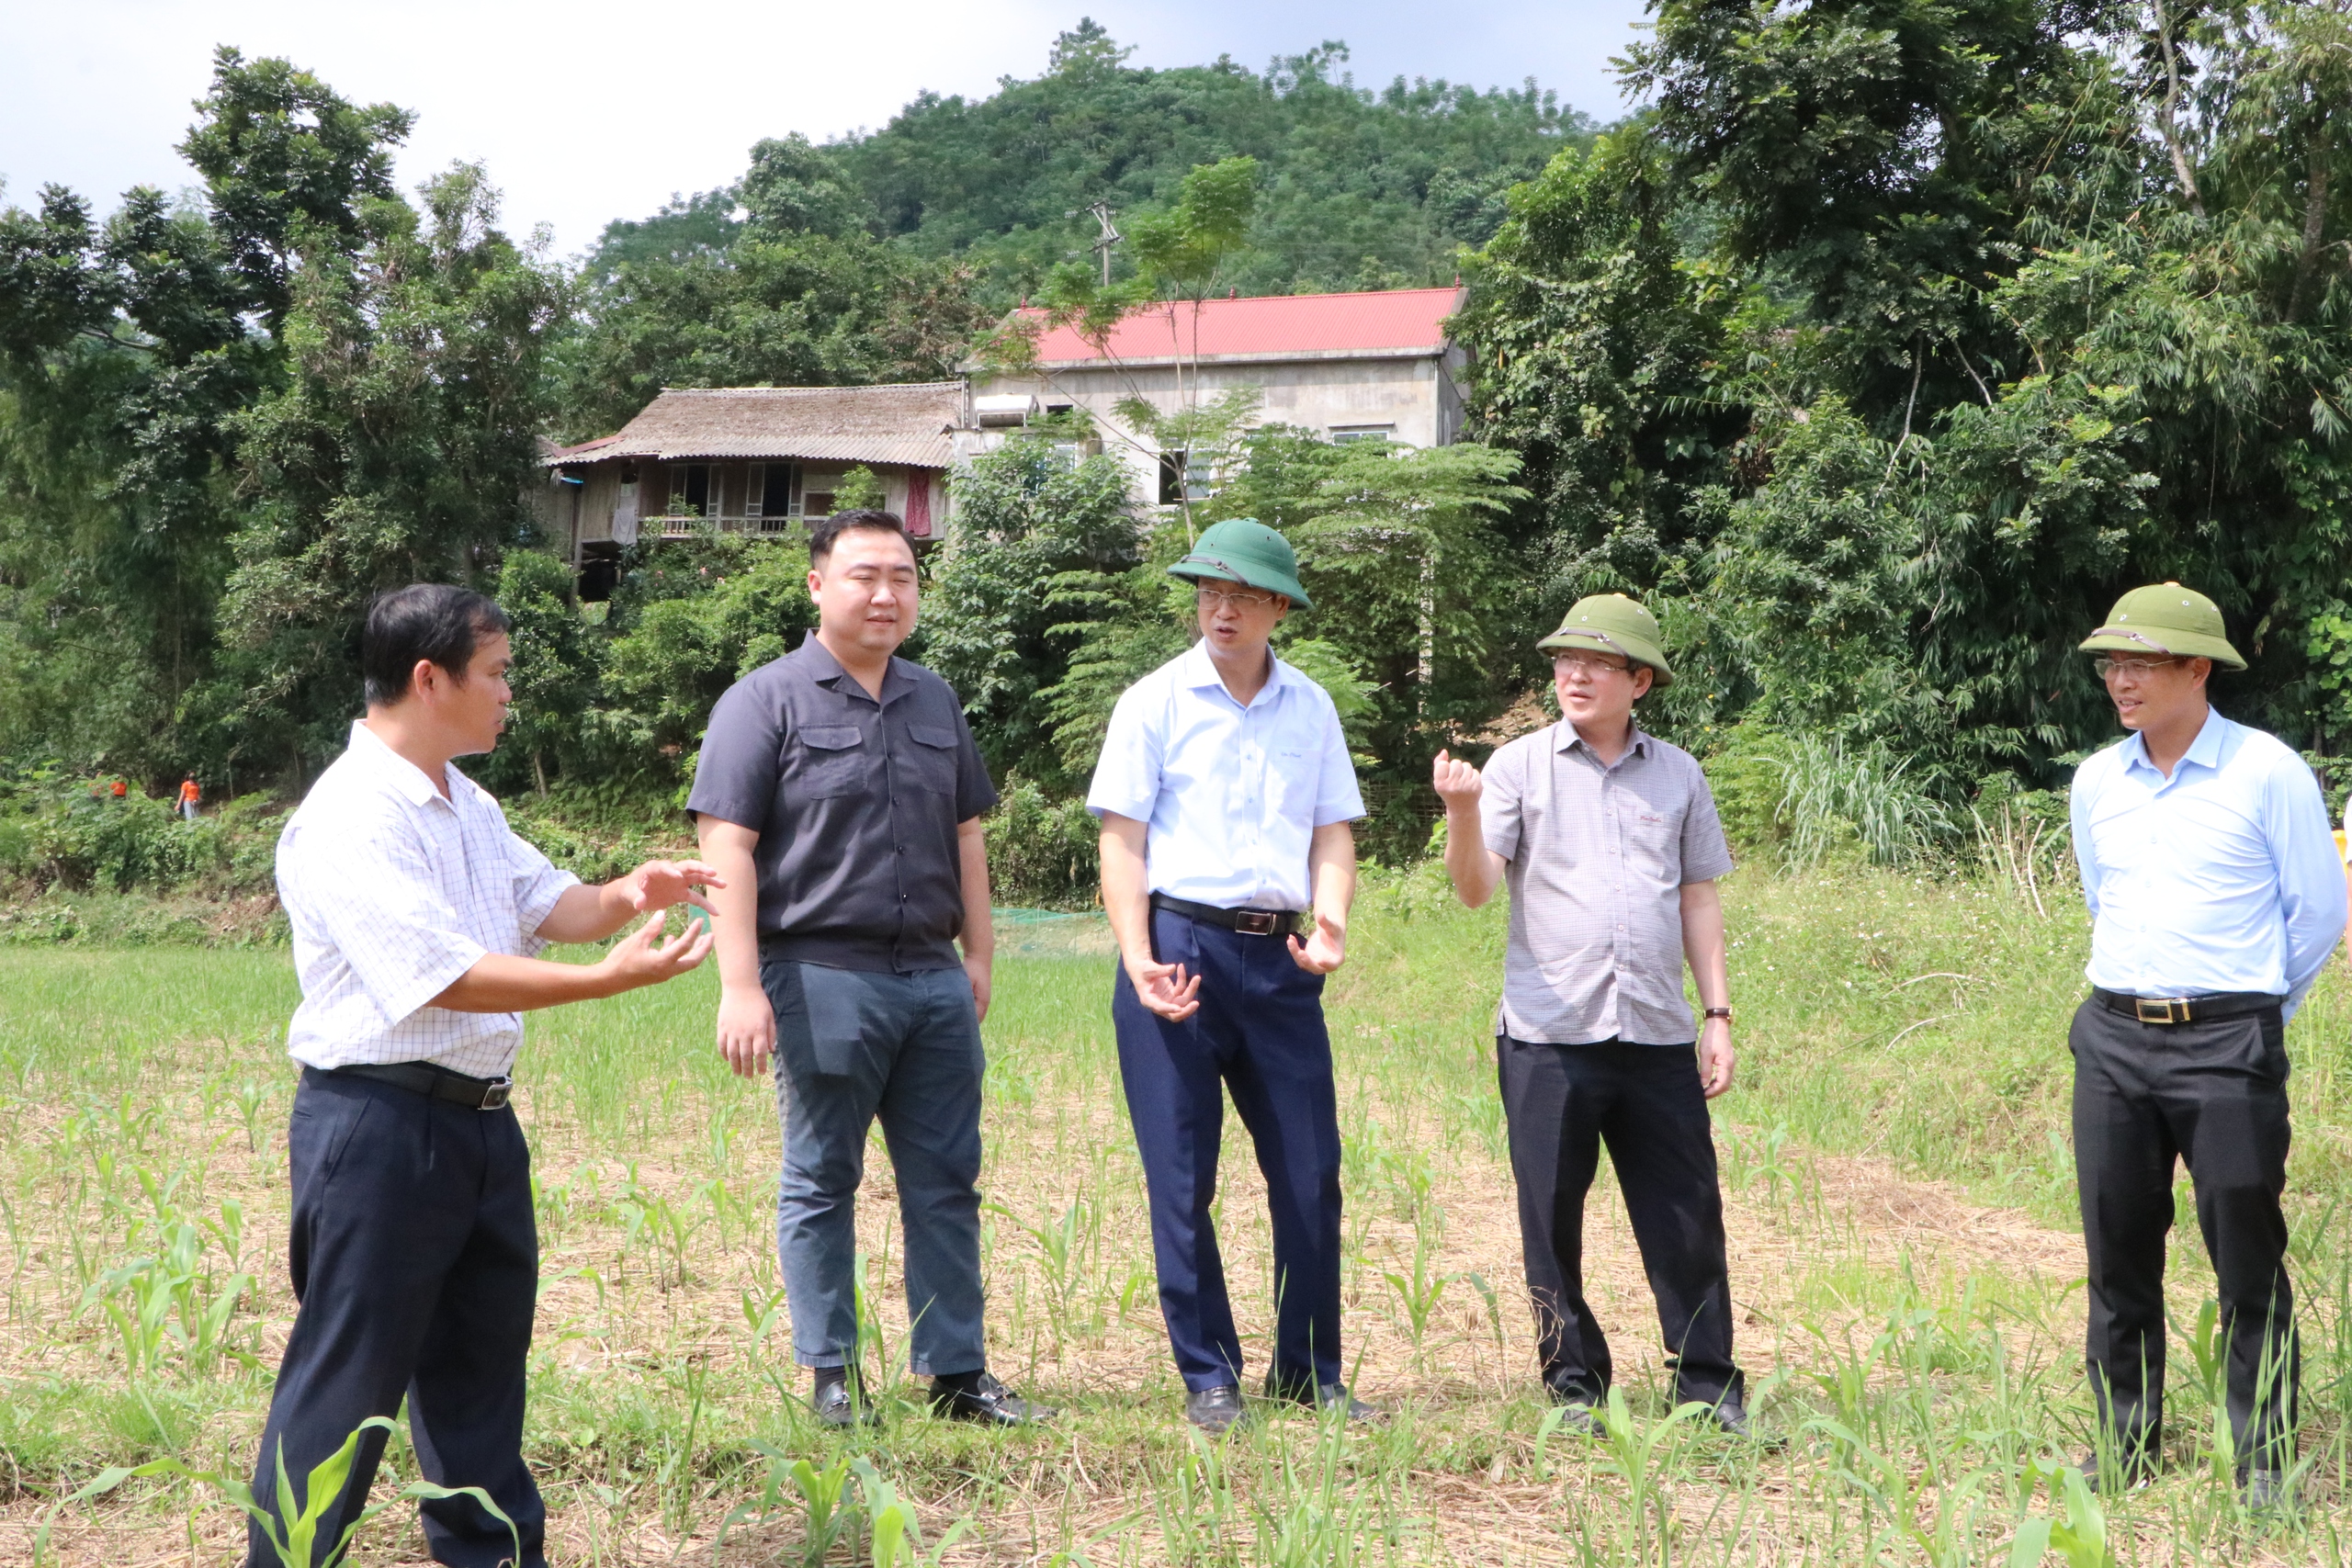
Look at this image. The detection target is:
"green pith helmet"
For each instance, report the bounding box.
[2079,581,2245,671]
[1167,518,1312,609]
[1537,592,1674,688]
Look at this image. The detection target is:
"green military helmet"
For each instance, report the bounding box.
[1167,518,1312,610]
[2079,581,2245,671]
[1537,592,1674,688]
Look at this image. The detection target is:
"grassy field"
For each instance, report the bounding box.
[6,860,2352,1563]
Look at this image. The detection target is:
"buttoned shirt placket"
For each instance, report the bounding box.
[1568,731,1645,1042]
[1236,683,1273,905]
[833,671,920,973]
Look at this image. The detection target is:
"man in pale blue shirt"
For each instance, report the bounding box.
[1088,518,1371,1433]
[2068,581,2346,1509]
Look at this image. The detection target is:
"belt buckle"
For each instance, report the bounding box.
[2134,997,2187,1025]
[479,1077,514,1111]
[1234,910,1279,937]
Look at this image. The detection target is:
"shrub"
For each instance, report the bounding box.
[1704,722,1956,870]
[0,768,281,896]
[986,779,1100,909]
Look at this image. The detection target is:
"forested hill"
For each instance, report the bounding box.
[587,20,1588,306]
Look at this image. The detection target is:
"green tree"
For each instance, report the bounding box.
[921,441,1142,790]
[0,48,414,784]
[213,161,566,770]
[1452,130,1746,616]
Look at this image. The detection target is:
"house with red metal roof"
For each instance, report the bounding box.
[972,286,1467,504]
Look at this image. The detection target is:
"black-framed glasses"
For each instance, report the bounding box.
[1196,586,1276,612]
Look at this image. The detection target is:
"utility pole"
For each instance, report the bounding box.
[1087,201,1122,287]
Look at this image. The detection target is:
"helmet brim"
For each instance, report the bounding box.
[2078,626,2246,671]
[1535,627,1674,688]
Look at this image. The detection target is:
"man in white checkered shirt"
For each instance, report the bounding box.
[248,584,721,1568]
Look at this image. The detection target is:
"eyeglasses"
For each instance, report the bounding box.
[2094,657,2184,681]
[1553,651,1632,676]
[1196,586,1276,613]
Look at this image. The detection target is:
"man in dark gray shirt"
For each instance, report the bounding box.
[691,510,1047,1428]
[1432,593,1764,1441]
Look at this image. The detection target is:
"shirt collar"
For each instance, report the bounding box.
[794,630,915,706]
[1180,638,1295,705]
[2120,706,2230,781]
[345,719,454,808]
[1555,719,1650,763]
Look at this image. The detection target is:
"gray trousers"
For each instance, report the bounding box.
[762,955,988,1377]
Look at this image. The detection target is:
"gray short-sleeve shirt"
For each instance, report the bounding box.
[1481,721,1734,1045]
[688,634,997,973]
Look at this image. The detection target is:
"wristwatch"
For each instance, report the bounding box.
[1703,1007,1734,1024]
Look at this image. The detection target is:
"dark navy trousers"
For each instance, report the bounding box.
[245,1069,546,1568]
[1114,908,1344,1393]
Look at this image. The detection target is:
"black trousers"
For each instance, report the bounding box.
[2071,998,2298,1471]
[1498,1035,1741,1406]
[245,1070,547,1568]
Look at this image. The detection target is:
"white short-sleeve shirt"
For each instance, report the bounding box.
[1086,641,1365,910]
[277,721,579,1077]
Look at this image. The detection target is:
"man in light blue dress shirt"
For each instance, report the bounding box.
[1088,519,1373,1434]
[2068,581,2346,1508]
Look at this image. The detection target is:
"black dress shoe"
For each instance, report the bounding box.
[2073,1448,2156,1494]
[1544,1399,1606,1438]
[1707,1396,1785,1450]
[1185,1383,1249,1434]
[930,1370,1055,1426]
[2243,1468,2292,1513]
[1263,1373,1385,1423]
[810,1368,868,1429]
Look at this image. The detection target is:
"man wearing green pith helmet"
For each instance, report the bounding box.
[1086,518,1377,1433]
[1430,592,1768,1441]
[2066,581,2344,1509]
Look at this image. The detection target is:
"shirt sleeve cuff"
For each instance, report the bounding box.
[518,871,582,950]
[1086,790,1158,821]
[369,935,491,1026]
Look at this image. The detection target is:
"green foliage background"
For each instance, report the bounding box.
[6,7,2352,899]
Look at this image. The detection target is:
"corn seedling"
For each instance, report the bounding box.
[853,1456,971,1568]
[716,1447,861,1563]
[1593,1386,1707,1567]
[34,1416,517,1568]
[2007,1458,2109,1568]
[1373,1226,1452,1360]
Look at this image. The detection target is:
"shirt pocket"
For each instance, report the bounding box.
[903,723,961,795]
[792,725,868,798]
[1620,804,1679,883]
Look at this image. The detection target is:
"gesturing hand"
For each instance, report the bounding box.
[1431,749,1483,808]
[1287,910,1347,975]
[1127,954,1203,1021]
[596,910,715,994]
[625,859,724,913]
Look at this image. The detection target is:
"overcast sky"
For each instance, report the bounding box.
[5,1,1653,260]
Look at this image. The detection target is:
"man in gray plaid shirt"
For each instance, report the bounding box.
[250,584,719,1568]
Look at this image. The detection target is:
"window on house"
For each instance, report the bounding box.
[673,463,710,514]
[1329,424,1396,445]
[1158,450,1187,506]
[762,462,797,519]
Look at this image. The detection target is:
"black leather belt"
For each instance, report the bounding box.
[2092,987,2280,1026]
[323,1061,515,1110]
[1148,893,1301,937]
